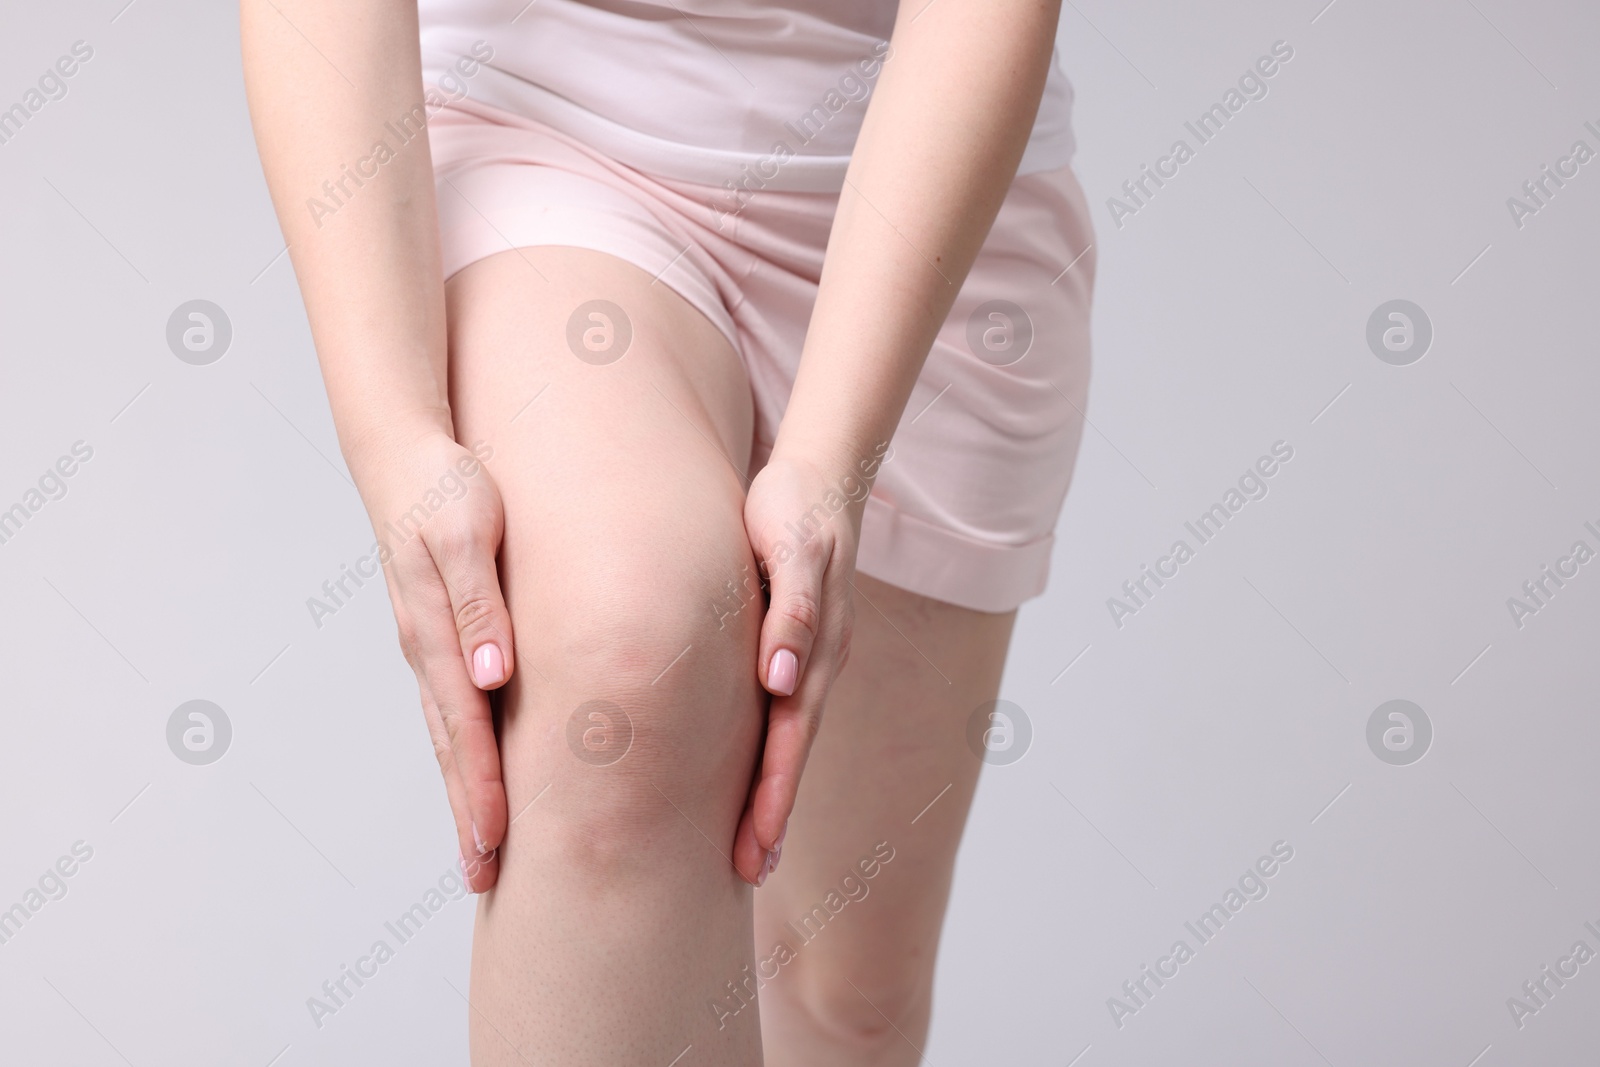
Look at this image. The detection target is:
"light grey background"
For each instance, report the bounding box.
[2,0,1597,1064]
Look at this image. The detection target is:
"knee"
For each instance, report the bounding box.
[783,964,933,1052]
[504,506,767,878]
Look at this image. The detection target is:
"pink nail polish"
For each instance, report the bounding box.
[768,649,798,696]
[771,822,787,872]
[756,855,771,887]
[473,643,505,688]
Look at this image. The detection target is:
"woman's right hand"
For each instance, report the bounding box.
[241,0,513,891]
[352,428,516,893]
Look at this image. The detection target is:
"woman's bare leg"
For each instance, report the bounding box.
[446,247,767,1066]
[753,574,1016,1066]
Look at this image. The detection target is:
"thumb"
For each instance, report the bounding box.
[433,531,517,693]
[757,535,828,698]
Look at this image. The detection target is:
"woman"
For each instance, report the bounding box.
[241,1,1092,1063]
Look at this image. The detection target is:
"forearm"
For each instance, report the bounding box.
[240,0,451,473]
[774,0,1062,471]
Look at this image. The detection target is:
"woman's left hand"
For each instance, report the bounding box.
[733,449,868,886]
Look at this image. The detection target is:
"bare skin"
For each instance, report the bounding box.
[754,576,1015,1065]
[439,246,1017,1064]
[445,247,767,1065]
[241,0,1063,1061]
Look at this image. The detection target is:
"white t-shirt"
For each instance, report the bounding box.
[418,0,1076,193]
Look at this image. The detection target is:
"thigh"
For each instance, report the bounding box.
[446,245,757,715]
[753,572,1016,1048]
[445,245,767,1065]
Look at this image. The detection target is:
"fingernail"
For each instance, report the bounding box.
[768,649,798,696]
[473,643,505,688]
[757,853,772,887]
[472,821,489,855]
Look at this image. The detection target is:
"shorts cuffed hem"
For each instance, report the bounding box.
[855,494,1053,614]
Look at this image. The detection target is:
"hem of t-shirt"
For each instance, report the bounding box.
[420,65,1077,194]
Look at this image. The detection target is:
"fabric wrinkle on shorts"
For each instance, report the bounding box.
[427,95,1095,614]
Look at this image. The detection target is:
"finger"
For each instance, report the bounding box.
[434,504,517,694]
[755,533,830,698]
[397,545,509,862]
[460,843,500,894]
[748,588,851,854]
[418,673,500,892]
[732,800,769,887]
[748,692,818,854]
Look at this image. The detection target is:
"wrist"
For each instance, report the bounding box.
[339,406,456,475]
[764,436,893,525]
[770,425,891,481]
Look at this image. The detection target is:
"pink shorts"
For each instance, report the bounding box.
[427,97,1095,613]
